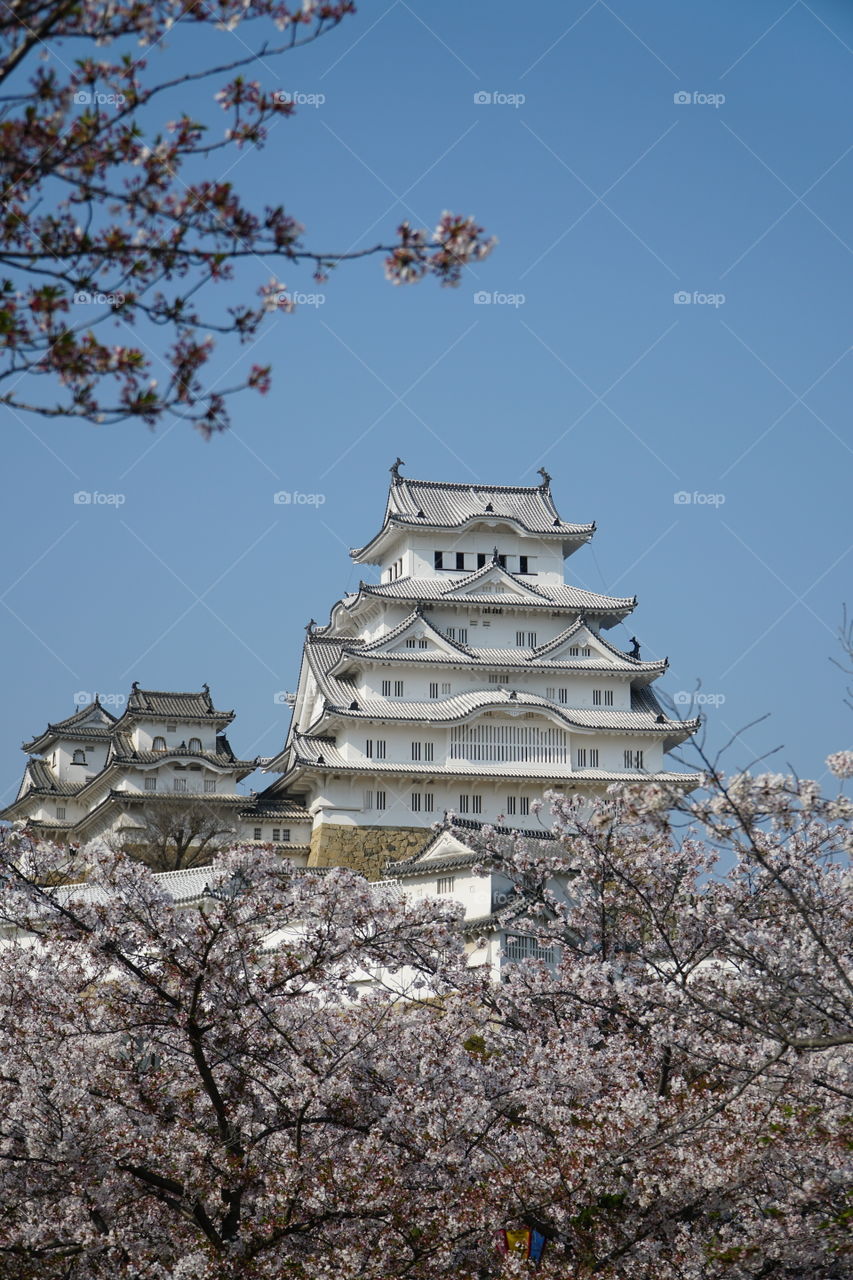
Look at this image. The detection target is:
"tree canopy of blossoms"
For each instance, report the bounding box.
[0,755,850,1280]
[0,1,495,433]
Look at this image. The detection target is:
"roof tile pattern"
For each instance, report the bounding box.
[352,476,594,558]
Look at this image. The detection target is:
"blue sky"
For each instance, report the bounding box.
[2,0,851,804]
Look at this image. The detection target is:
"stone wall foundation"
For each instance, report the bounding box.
[307,823,428,880]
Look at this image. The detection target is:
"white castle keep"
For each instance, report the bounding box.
[255,462,700,876]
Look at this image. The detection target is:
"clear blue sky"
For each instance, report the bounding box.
[2,0,851,805]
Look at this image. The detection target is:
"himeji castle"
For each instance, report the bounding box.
[257,462,701,877]
[2,685,312,853]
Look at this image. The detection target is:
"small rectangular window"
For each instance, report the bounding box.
[519,797,529,816]
[624,749,644,769]
[394,680,404,697]
[424,792,434,812]
[472,795,483,814]
[424,742,433,761]
[144,776,157,792]
[366,738,373,758]
[281,829,291,841]
[405,637,417,648]
[56,806,66,820]
[446,627,455,640]
[590,749,599,766]
[173,777,187,793]
[436,876,456,896]
[376,740,386,759]
[253,827,262,840]
[381,680,391,696]
[582,647,591,657]
[459,794,470,814]
[546,686,555,699]
[558,687,568,704]
[411,793,422,812]
[507,795,517,814]
[375,790,387,811]
[477,553,486,568]
[519,555,528,573]
[489,673,503,684]
[577,748,587,767]
[528,632,537,647]
[429,682,439,698]
[497,554,506,568]
[516,630,525,646]
[166,723,177,733]
[272,828,280,842]
[434,551,444,569]
[593,690,602,706]
[418,638,428,648]
[455,552,465,571]
[604,690,614,706]
[569,645,579,657]
[441,682,451,695]
[364,791,374,811]
[411,742,421,761]
[458,628,468,644]
[204,779,216,793]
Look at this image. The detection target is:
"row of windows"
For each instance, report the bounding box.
[375,678,616,703]
[404,637,429,649]
[516,631,537,647]
[356,747,630,773]
[365,738,441,762]
[434,551,534,573]
[151,736,203,753]
[157,777,218,793]
[252,828,292,841]
[387,557,404,580]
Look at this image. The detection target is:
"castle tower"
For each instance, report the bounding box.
[261,464,700,877]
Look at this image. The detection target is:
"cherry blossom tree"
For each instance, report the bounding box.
[0,754,849,1280]
[0,1,495,433]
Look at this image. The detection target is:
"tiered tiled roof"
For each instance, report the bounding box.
[298,638,696,743]
[117,684,234,726]
[330,612,665,678]
[352,473,594,562]
[344,573,635,621]
[22,700,117,754]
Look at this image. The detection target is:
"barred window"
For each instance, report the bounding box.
[450,722,568,764]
